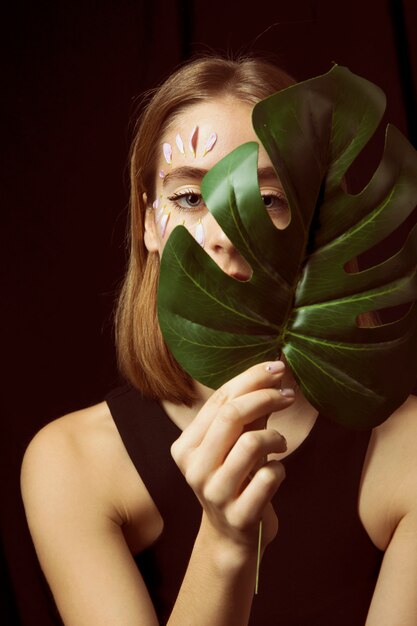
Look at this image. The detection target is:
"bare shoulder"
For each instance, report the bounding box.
[21,401,133,515]
[21,400,162,554]
[370,394,417,489]
[360,395,417,549]
[22,401,122,479]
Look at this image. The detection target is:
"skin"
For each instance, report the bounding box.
[21,98,417,625]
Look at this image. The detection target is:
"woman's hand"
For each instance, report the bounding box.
[171,361,294,564]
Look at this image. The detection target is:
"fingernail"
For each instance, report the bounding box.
[265,361,285,374]
[280,388,295,397]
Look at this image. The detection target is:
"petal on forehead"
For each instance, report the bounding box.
[175,134,185,154]
[203,132,217,157]
[189,126,198,157]
[163,143,172,164]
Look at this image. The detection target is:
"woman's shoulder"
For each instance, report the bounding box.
[23,400,116,458]
[21,400,163,554]
[360,394,417,549]
[22,401,126,496]
[371,393,417,474]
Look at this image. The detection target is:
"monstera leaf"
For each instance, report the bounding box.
[157,65,417,429]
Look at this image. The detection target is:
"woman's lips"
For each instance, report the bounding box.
[229,271,252,282]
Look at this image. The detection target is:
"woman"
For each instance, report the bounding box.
[21,56,417,625]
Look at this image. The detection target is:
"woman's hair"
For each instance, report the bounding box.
[115,55,295,405]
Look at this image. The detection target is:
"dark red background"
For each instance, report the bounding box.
[2,1,417,623]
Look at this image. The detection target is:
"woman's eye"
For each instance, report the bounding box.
[261,191,291,229]
[169,192,205,211]
[184,193,203,207]
[262,193,288,212]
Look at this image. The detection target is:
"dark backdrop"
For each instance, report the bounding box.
[2,1,417,623]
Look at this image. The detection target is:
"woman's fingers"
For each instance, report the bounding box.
[170,361,293,549]
[227,460,286,530]
[203,429,287,505]
[172,361,288,461]
[195,388,291,473]
[174,385,293,477]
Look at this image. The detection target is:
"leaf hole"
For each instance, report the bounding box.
[356,302,413,327]
[265,205,292,230]
[344,125,386,194]
[261,187,291,231]
[344,201,417,274]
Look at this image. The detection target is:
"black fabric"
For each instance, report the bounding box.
[106,385,383,625]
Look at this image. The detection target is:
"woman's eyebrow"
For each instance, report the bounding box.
[257,166,281,182]
[162,166,208,187]
[162,165,281,187]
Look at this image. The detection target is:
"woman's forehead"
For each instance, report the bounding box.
[159,99,274,173]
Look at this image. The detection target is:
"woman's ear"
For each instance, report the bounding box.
[143,192,160,253]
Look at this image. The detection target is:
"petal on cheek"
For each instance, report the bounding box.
[156,206,164,223]
[195,220,205,247]
[159,212,170,237]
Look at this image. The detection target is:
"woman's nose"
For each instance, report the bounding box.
[204,213,252,280]
[204,213,235,254]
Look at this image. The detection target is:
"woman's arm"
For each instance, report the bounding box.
[21,404,161,626]
[21,362,292,626]
[366,511,417,625]
[168,360,292,625]
[364,395,417,625]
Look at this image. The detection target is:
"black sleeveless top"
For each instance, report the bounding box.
[106,386,383,625]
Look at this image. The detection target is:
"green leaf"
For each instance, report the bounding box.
[157,65,417,429]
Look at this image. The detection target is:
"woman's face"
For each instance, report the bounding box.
[144,98,290,281]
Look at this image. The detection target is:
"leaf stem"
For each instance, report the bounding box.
[255,519,263,595]
[255,414,269,595]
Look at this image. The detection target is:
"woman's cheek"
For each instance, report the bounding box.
[156,206,207,249]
